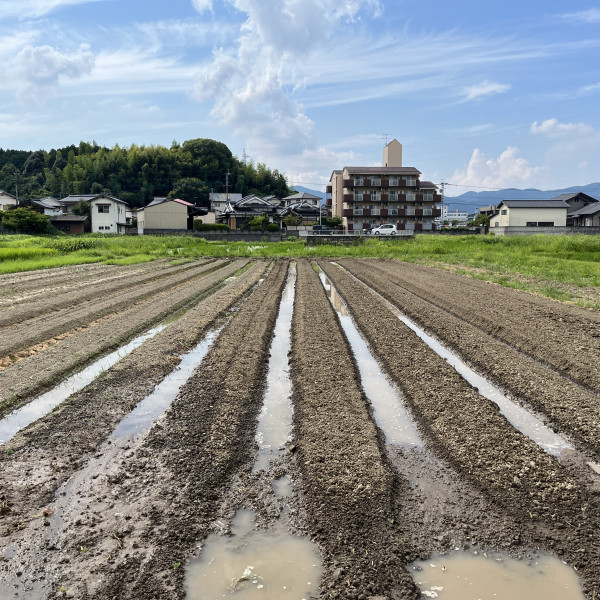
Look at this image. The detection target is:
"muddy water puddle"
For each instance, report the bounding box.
[318,268,423,447]
[253,263,296,472]
[185,510,322,599]
[411,551,584,599]
[0,324,166,444]
[331,263,575,458]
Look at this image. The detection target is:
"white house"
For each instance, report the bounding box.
[90,195,129,234]
[490,200,568,228]
[0,190,18,211]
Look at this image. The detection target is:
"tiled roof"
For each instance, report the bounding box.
[344,166,422,175]
[500,200,569,209]
[51,214,89,222]
[284,192,322,201]
[569,203,600,216]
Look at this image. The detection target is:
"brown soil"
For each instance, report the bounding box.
[337,258,600,462]
[0,257,599,600]
[0,259,248,416]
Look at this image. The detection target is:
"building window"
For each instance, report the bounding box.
[423,191,433,202]
[538,222,554,227]
[389,208,398,216]
[501,209,507,215]
[405,176,416,186]
[371,192,381,202]
[389,190,398,201]
[371,177,381,186]
[354,191,363,201]
[354,207,363,216]
[98,204,110,214]
[354,177,364,186]
[370,205,380,216]
[389,177,399,186]
[406,192,415,202]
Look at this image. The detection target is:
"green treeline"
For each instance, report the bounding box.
[0,138,293,208]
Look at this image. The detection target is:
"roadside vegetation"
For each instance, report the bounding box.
[1,233,599,306]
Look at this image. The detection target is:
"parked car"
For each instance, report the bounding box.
[371,223,397,236]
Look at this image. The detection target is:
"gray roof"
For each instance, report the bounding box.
[569,203,600,217]
[552,192,598,203]
[51,214,89,222]
[418,181,438,190]
[500,200,569,209]
[344,166,421,175]
[283,192,322,201]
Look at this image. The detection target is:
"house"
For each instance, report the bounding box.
[0,190,18,211]
[489,200,569,228]
[327,139,441,232]
[218,194,279,230]
[568,202,600,227]
[277,200,323,225]
[90,196,129,234]
[50,214,90,234]
[22,197,61,216]
[282,191,322,208]
[209,192,242,218]
[552,193,599,226]
[58,194,99,214]
[137,197,206,233]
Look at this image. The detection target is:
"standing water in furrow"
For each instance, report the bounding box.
[185,263,324,600]
[316,266,585,600]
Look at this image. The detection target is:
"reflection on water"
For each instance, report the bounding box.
[185,510,322,599]
[0,324,166,445]
[332,263,574,458]
[318,269,423,448]
[253,263,296,472]
[411,551,584,599]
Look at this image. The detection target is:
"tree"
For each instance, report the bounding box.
[168,177,210,207]
[323,216,342,228]
[283,214,302,227]
[247,214,271,232]
[467,213,490,227]
[0,207,52,233]
[71,199,91,216]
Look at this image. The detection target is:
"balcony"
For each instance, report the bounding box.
[380,208,388,217]
[342,209,354,217]
[432,208,441,217]
[415,209,424,217]
[343,194,354,203]
[343,179,354,188]
[326,185,332,193]
[381,193,389,203]
[362,193,371,202]
[381,179,390,187]
[363,208,372,217]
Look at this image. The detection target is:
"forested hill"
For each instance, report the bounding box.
[0,138,294,208]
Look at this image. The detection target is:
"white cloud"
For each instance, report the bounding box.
[194,0,382,158]
[0,0,103,19]
[559,9,600,24]
[450,147,545,189]
[530,118,594,138]
[461,80,510,102]
[14,43,94,104]
[191,0,212,14]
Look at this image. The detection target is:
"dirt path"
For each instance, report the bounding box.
[347,259,600,391]
[338,258,600,462]
[0,259,249,416]
[320,260,600,599]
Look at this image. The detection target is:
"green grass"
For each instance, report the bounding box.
[1,233,599,306]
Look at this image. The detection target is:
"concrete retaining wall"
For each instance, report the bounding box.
[491,226,600,236]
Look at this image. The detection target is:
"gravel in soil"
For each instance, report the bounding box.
[338,258,600,463]
[320,260,600,599]
[0,259,248,416]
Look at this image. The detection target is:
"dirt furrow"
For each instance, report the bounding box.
[0,260,269,569]
[291,259,418,600]
[320,260,600,599]
[0,261,170,308]
[349,258,600,391]
[339,258,600,462]
[0,259,250,416]
[0,260,218,351]
[36,259,289,600]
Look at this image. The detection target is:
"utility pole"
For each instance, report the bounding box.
[14,171,19,206]
[225,172,231,202]
[242,148,247,166]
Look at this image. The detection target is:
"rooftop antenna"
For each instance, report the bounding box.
[381,133,392,146]
[242,148,247,165]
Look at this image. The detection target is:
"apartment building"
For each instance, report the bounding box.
[327,139,441,232]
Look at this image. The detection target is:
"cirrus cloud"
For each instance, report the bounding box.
[461,80,510,102]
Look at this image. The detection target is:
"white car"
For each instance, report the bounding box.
[371,223,397,236]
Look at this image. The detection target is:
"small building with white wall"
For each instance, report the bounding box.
[90,196,129,234]
[490,200,568,228]
[0,190,18,211]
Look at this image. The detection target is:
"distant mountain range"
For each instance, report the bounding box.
[444,182,600,213]
[293,182,600,213]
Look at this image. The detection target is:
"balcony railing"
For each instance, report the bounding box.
[343,194,354,203]
[343,179,354,188]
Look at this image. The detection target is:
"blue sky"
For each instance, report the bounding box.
[0,0,599,197]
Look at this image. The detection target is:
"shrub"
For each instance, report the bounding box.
[193,222,230,231]
[266,223,280,232]
[0,208,53,233]
[286,235,297,241]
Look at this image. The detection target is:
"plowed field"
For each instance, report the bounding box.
[1,258,598,599]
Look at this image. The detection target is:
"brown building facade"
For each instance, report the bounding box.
[327,139,441,232]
